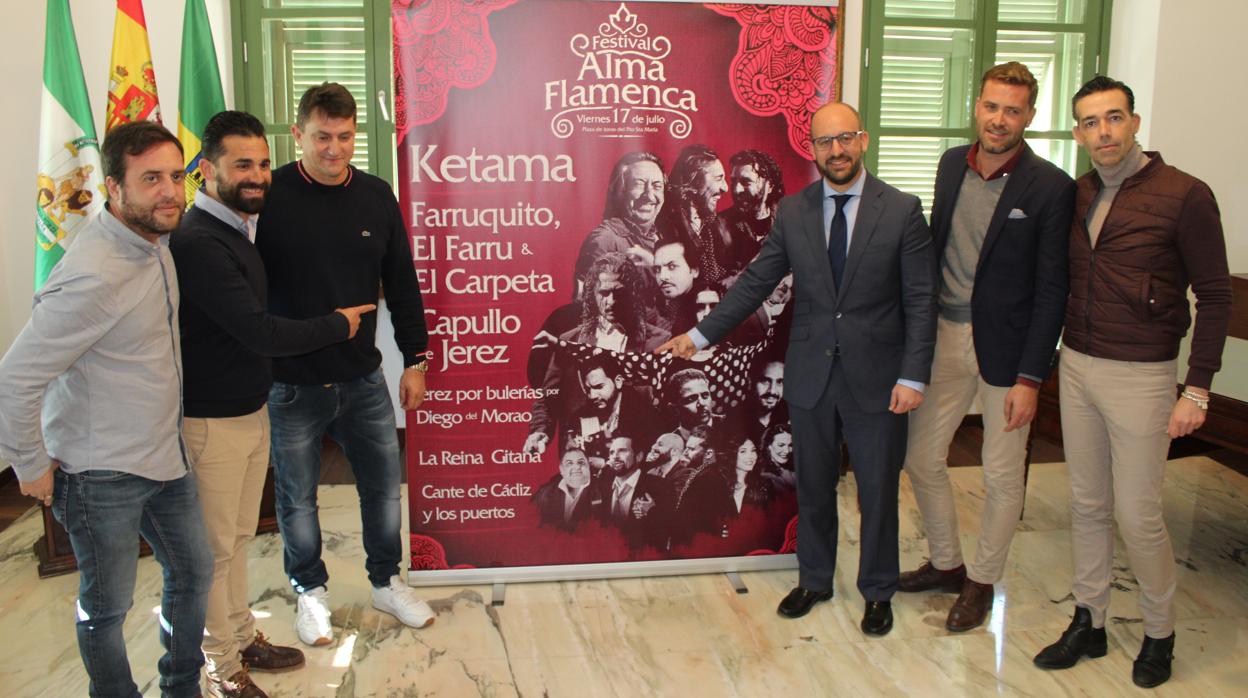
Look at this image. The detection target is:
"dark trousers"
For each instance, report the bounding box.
[269,368,403,592]
[789,360,906,601]
[51,469,213,698]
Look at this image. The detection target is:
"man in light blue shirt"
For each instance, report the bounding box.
[0,122,212,698]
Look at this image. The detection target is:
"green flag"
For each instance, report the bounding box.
[36,0,105,290]
[177,0,226,205]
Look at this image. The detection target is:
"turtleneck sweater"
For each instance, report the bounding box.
[1085,142,1149,246]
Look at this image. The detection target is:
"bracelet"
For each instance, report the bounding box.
[1180,390,1209,410]
[406,352,432,374]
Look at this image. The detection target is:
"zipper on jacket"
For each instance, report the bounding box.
[1082,159,1149,347]
[1083,188,1100,344]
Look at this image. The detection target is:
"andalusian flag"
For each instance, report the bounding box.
[35,0,105,290]
[178,0,226,205]
[106,0,161,131]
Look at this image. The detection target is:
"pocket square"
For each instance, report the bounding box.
[1007,208,1028,220]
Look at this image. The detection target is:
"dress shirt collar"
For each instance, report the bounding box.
[194,192,256,241]
[967,141,1027,181]
[98,204,169,256]
[558,479,586,501]
[613,467,642,493]
[821,169,866,201]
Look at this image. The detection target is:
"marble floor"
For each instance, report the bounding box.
[0,456,1244,697]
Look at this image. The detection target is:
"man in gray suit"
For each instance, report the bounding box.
[657,102,937,636]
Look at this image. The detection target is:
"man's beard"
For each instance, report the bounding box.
[218,178,270,214]
[817,155,861,186]
[115,198,181,237]
[734,191,763,215]
[684,405,709,424]
[978,126,1023,155]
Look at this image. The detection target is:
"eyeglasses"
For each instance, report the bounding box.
[811,131,865,150]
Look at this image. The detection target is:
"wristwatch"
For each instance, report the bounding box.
[406,358,430,374]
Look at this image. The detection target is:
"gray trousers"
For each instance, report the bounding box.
[791,360,906,600]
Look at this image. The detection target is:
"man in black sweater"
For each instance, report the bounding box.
[255,84,436,646]
[172,111,374,698]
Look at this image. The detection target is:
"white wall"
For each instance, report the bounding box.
[1,0,233,352]
[1109,0,1248,399]
[1108,0,1245,270]
[1106,0,1160,148]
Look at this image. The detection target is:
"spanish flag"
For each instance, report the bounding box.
[106,0,161,131]
[177,0,225,205]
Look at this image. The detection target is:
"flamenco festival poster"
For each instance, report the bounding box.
[396,0,842,578]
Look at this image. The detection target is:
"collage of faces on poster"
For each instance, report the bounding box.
[520,144,799,556]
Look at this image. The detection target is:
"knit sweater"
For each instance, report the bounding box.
[1085,143,1149,245]
[256,163,428,385]
[939,169,1007,322]
[172,205,348,417]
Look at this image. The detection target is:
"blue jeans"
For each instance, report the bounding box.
[51,468,212,698]
[269,368,402,591]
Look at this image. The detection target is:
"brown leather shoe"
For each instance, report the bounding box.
[241,631,306,673]
[946,579,994,632]
[898,561,966,593]
[206,668,267,698]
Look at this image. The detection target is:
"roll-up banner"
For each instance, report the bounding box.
[397,0,843,583]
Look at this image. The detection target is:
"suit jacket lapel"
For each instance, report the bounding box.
[935,151,969,252]
[976,148,1036,275]
[800,181,839,300]
[837,174,883,303]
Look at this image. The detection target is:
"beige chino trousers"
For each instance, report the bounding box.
[904,317,1030,584]
[1059,347,1177,639]
[183,406,270,682]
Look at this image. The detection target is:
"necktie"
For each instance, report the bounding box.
[828,194,852,288]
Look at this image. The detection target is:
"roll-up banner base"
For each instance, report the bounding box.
[408,554,796,587]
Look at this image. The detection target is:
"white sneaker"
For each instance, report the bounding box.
[371,575,436,629]
[295,586,334,646]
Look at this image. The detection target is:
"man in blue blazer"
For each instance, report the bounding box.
[897,62,1073,632]
[658,102,937,636]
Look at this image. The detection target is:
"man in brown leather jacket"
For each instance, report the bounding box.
[1033,75,1232,689]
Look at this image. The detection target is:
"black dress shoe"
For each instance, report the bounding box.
[1132,632,1175,688]
[861,601,893,636]
[777,587,832,618]
[1034,607,1108,669]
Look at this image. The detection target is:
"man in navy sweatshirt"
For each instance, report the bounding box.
[255,83,436,647]
[172,110,376,698]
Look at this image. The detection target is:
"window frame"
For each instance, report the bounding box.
[860,0,1114,206]
[228,0,396,185]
